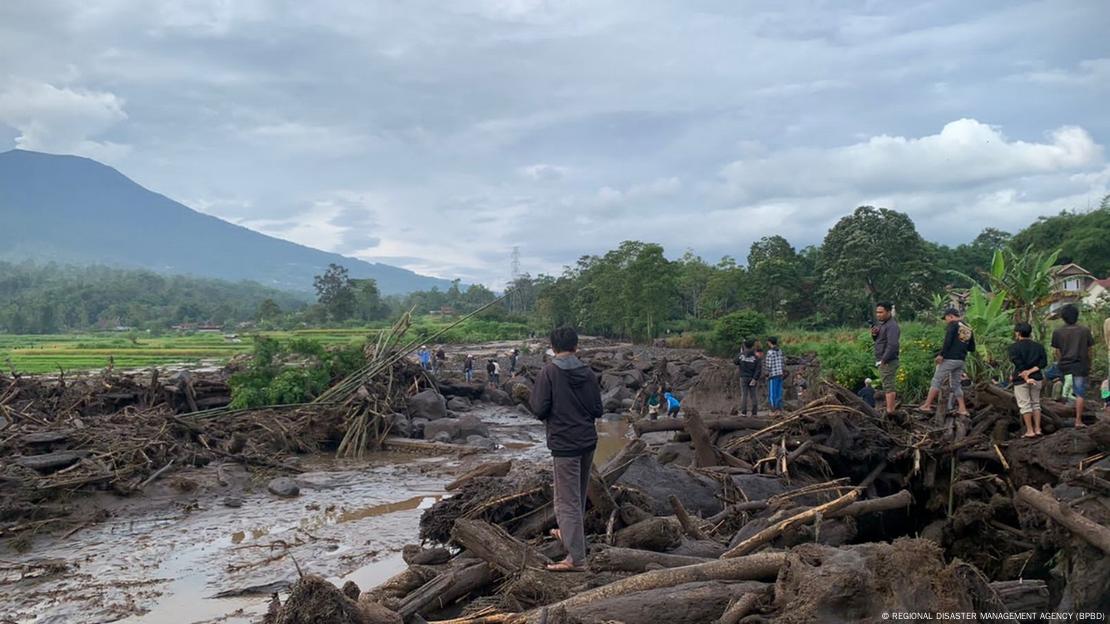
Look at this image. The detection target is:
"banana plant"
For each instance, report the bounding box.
[950,245,1060,340]
[961,285,1013,381]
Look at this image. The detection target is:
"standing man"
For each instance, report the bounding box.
[1051,304,1095,428]
[1009,322,1047,438]
[734,339,762,416]
[764,336,785,412]
[435,346,447,374]
[871,302,901,414]
[509,348,520,374]
[918,308,975,416]
[463,354,474,383]
[418,346,431,371]
[530,326,603,572]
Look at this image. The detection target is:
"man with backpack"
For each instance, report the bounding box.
[918,308,975,417]
[734,339,762,416]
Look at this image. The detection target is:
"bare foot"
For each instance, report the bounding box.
[545,559,585,572]
[549,528,562,542]
[1075,422,1087,429]
[1022,432,1036,438]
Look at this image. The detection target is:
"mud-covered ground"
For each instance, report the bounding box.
[2,404,631,624]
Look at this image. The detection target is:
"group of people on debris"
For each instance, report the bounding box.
[863,301,1104,439]
[418,345,519,388]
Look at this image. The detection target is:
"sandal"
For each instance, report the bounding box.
[1022,432,1037,439]
[916,406,933,414]
[545,559,586,573]
[956,411,971,418]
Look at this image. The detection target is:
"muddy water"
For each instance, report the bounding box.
[4,407,631,624]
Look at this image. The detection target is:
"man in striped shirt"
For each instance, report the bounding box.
[765,337,785,413]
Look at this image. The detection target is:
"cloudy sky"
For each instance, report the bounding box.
[1,1,1108,287]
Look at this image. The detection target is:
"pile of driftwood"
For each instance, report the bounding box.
[266,359,1110,623]
[0,354,430,541]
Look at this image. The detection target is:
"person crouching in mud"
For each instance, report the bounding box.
[530,326,603,572]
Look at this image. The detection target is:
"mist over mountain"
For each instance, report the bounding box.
[0,150,454,295]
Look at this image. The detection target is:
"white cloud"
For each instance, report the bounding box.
[517,163,569,181]
[720,119,1102,201]
[0,79,129,160]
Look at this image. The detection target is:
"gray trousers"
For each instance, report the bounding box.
[930,358,966,398]
[739,379,758,415]
[552,450,594,564]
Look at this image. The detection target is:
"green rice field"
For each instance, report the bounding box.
[0,329,375,374]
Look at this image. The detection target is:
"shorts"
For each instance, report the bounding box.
[1071,375,1089,398]
[1013,380,1042,415]
[878,360,899,393]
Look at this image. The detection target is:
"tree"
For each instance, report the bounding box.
[313,263,356,321]
[257,298,281,322]
[746,235,802,322]
[352,279,387,321]
[820,206,939,323]
[712,310,768,355]
[676,251,713,320]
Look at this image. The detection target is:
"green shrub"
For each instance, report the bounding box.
[229,337,366,409]
[710,311,769,356]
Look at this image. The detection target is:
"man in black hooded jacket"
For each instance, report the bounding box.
[530,326,602,571]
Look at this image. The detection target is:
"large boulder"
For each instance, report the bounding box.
[600,373,624,391]
[616,455,722,516]
[410,417,429,439]
[423,418,461,442]
[456,414,489,438]
[407,389,447,421]
[388,413,412,438]
[267,477,300,498]
[622,369,645,389]
[602,386,631,412]
[483,388,515,406]
[446,397,470,412]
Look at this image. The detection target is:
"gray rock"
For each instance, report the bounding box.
[457,413,490,438]
[446,397,470,412]
[432,431,453,444]
[407,389,448,421]
[622,369,645,389]
[267,477,300,498]
[223,496,244,508]
[602,386,631,411]
[424,418,462,441]
[466,435,497,450]
[600,373,624,391]
[411,417,429,439]
[688,359,710,375]
[616,455,722,516]
[483,388,514,406]
[620,398,634,408]
[389,413,412,438]
[656,441,694,466]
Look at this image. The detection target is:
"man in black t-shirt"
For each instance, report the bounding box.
[1050,304,1095,428]
[1009,322,1047,438]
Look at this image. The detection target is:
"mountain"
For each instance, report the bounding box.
[0,149,454,295]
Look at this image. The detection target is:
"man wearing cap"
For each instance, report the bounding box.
[919,308,975,417]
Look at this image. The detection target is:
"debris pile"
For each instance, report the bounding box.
[266,351,1109,622]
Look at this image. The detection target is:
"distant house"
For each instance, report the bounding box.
[1047,263,1110,311]
[196,324,223,333]
[1085,278,1110,307]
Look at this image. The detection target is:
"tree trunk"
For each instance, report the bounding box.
[396,562,494,619]
[990,580,1050,613]
[524,552,785,619]
[1016,485,1110,555]
[633,415,770,436]
[721,490,859,558]
[451,518,551,574]
[445,460,512,491]
[588,547,712,573]
[613,516,682,551]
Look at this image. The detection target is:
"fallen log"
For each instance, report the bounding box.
[613,516,682,551]
[825,489,913,519]
[588,547,712,573]
[558,580,770,624]
[396,562,494,619]
[524,551,786,618]
[717,586,770,624]
[670,494,709,541]
[721,489,860,558]
[600,439,647,484]
[1016,485,1110,555]
[451,519,550,574]
[990,580,1050,613]
[446,460,512,491]
[633,415,771,436]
